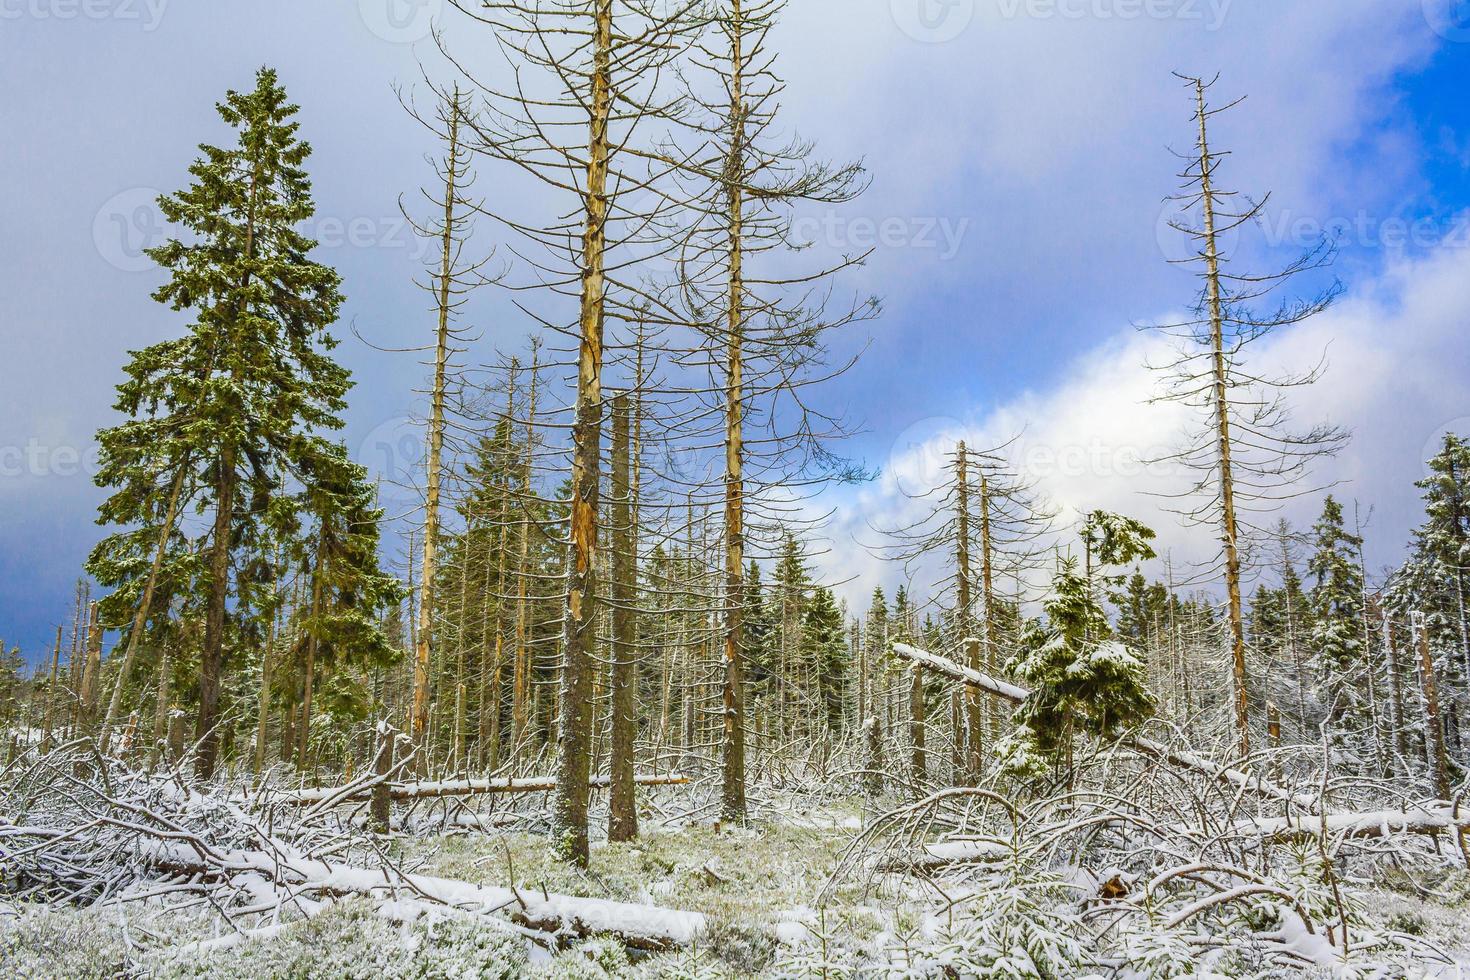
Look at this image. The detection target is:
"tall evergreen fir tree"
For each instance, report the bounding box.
[1415,433,1470,681]
[1003,557,1156,776]
[88,68,354,777]
[1308,496,1366,736]
[802,587,848,736]
[293,453,403,749]
[1003,513,1157,777]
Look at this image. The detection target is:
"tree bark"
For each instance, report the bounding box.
[719,0,750,824]
[413,91,463,751]
[1414,613,1452,800]
[198,444,235,779]
[297,531,327,772]
[609,397,639,842]
[511,347,540,761]
[909,664,927,784]
[1193,78,1251,758]
[100,461,189,753]
[955,442,982,779]
[552,0,613,868]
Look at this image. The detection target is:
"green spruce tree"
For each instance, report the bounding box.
[1308,496,1366,736]
[89,68,351,777]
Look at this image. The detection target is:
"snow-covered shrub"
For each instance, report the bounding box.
[154,899,529,980]
[924,874,1089,979]
[1116,926,1201,979]
[0,904,132,980]
[700,920,777,975]
[633,945,730,980]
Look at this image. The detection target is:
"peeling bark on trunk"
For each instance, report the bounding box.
[552,0,613,868]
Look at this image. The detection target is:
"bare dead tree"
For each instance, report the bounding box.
[1148,74,1348,759]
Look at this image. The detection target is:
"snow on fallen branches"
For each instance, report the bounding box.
[0,742,706,954]
[143,840,706,950]
[891,641,1321,811]
[258,773,690,807]
[819,741,1466,975]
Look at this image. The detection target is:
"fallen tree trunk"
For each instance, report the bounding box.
[877,837,1011,873]
[145,841,707,951]
[891,642,1320,813]
[263,773,689,807]
[1226,806,1470,846]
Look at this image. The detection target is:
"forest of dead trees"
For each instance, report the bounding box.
[4,4,1470,976]
[1,0,1469,863]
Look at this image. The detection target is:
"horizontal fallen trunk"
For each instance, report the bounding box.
[1226,806,1470,845]
[891,642,1319,813]
[263,773,689,807]
[145,841,707,951]
[878,837,1011,872]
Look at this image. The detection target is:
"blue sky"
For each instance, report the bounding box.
[2,0,1469,659]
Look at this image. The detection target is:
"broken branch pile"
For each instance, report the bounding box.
[0,743,705,952]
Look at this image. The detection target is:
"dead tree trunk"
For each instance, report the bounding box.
[1414,613,1452,800]
[552,0,613,868]
[609,397,639,842]
[412,90,464,752]
[910,664,927,784]
[955,443,982,779]
[1192,78,1251,758]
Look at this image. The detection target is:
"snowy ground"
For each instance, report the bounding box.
[5,781,1470,979]
[6,735,1470,979]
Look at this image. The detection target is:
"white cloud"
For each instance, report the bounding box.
[820,242,1470,609]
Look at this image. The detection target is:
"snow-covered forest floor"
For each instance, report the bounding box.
[5,733,1470,979]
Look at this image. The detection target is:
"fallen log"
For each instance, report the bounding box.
[145,841,707,951]
[262,773,689,807]
[878,837,1011,872]
[891,642,1320,813]
[1225,806,1470,845]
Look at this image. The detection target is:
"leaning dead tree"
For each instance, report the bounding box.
[869,439,1053,779]
[1149,74,1347,758]
[890,641,1321,812]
